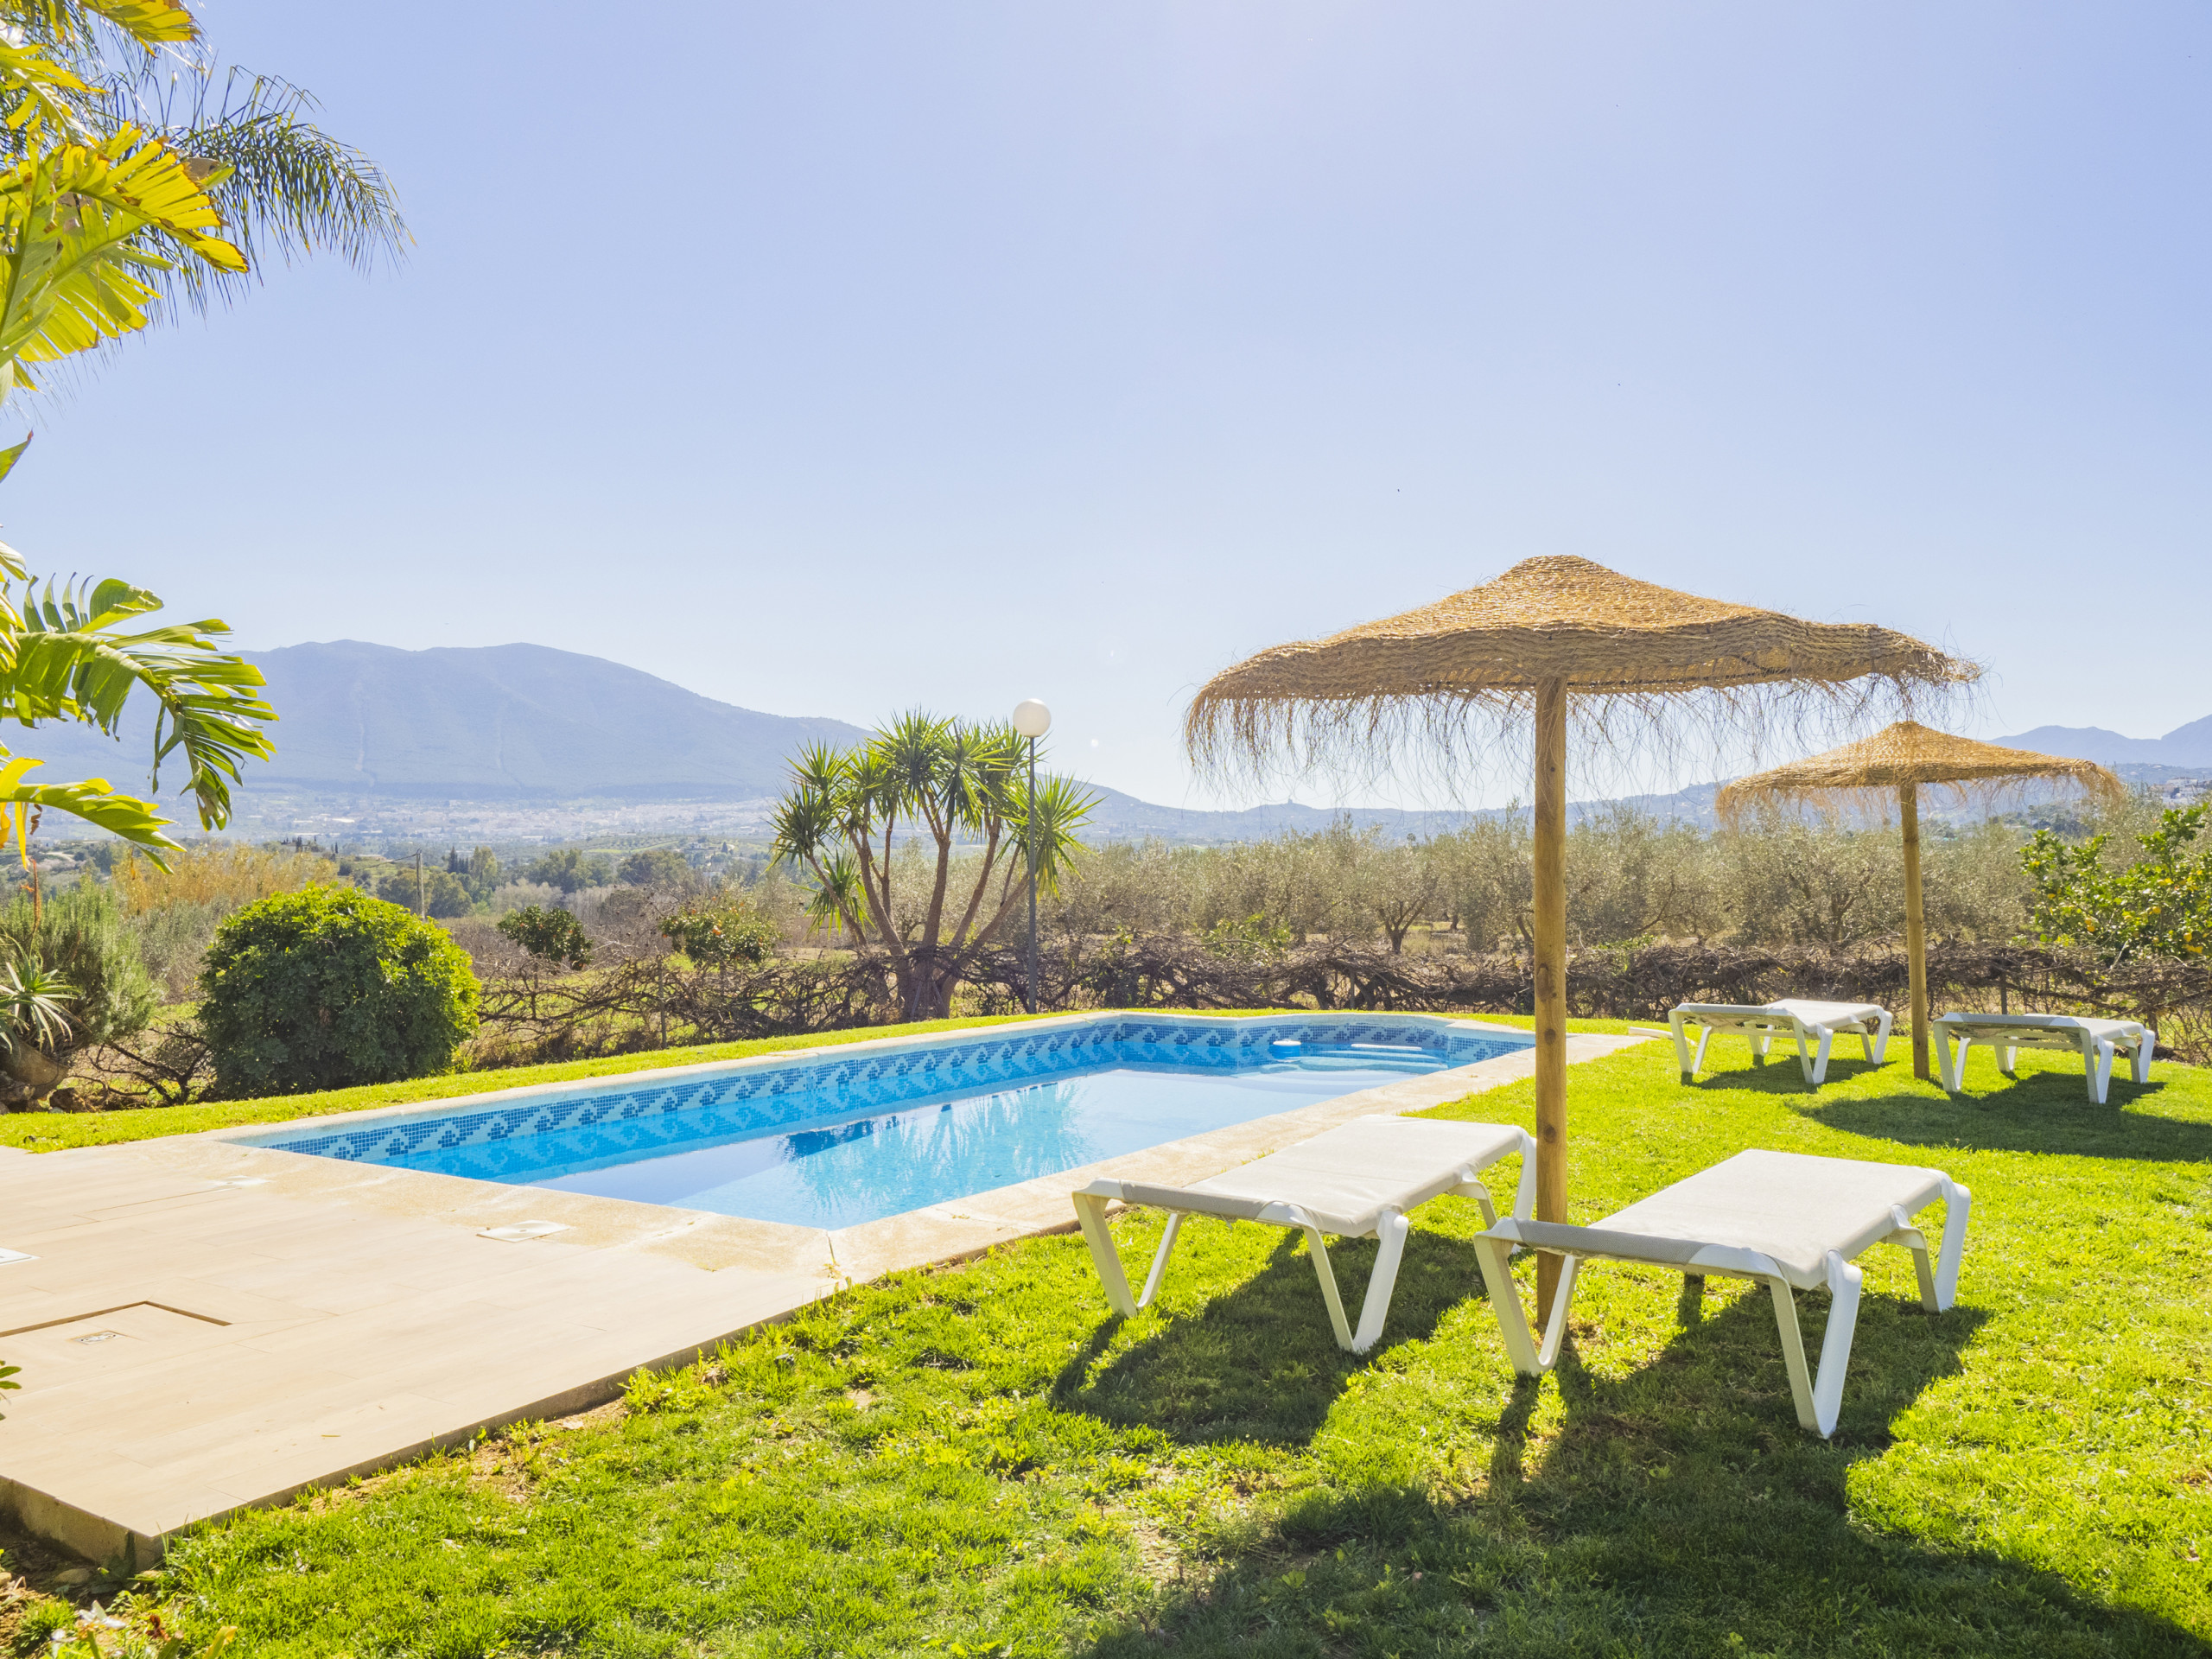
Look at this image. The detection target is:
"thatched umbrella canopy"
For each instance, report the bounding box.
[1186,555,1979,1318]
[1719,721,2121,1080]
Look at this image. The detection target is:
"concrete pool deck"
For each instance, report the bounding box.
[0,1023,1651,1565]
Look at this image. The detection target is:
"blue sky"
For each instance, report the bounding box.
[10,2,2209,806]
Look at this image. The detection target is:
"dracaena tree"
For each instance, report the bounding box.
[771,711,1096,1020]
[0,0,402,856]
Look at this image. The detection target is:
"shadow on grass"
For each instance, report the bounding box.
[1681,1049,1888,1094]
[1054,1227,1477,1448]
[1077,1274,2212,1656]
[1805,1076,2212,1163]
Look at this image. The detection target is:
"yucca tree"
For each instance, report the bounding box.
[772,712,1096,1020]
[0,0,397,858]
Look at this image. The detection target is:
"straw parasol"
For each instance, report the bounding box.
[1186,555,1979,1319]
[1718,721,2121,1081]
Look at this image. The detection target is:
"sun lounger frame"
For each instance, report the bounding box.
[1930,1011,2152,1104]
[1071,1118,1535,1356]
[1669,999,1893,1087]
[1472,1155,1968,1439]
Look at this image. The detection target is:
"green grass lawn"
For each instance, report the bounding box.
[15,1032,2210,1656]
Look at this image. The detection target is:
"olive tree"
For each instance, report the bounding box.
[1433,818,1534,951]
[1354,836,1440,953]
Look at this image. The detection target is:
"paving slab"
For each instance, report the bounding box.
[0,1019,1647,1565]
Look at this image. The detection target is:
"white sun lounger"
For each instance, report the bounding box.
[1930,1011,2152,1104]
[1473,1149,1968,1439]
[1669,999,1893,1086]
[1072,1116,1535,1355]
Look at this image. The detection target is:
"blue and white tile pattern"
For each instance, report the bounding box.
[243,1014,1528,1174]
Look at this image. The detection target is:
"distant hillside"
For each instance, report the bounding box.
[1999,716,2212,769]
[1078,788,1478,842]
[19,639,2207,844]
[1078,783,1725,842]
[18,641,871,802]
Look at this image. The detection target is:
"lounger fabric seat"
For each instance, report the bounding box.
[1073,1116,1533,1355]
[1931,1011,2152,1104]
[1669,998,1893,1086]
[1475,1148,1969,1438]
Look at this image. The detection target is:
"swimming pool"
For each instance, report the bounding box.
[245,1014,1531,1230]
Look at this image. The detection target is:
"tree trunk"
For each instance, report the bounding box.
[922,957,959,1021]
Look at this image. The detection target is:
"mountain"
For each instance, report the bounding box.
[22,638,2208,843]
[1079,782,1725,842]
[1083,789,1408,841]
[21,641,871,801]
[1079,788,1476,842]
[1998,718,2212,770]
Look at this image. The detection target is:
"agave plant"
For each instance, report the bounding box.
[0,954,73,1055]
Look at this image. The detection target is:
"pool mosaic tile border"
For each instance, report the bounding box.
[246,1014,1529,1171]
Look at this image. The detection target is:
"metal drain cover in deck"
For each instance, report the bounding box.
[3,1303,233,1373]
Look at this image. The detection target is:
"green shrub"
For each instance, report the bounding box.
[2023,802,2212,967]
[0,880,159,1050]
[659,898,777,967]
[497,904,592,969]
[198,888,480,1097]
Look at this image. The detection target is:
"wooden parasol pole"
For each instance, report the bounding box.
[1532,676,1569,1319]
[1900,781,1929,1079]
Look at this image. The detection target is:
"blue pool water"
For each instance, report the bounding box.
[246,1015,1529,1230]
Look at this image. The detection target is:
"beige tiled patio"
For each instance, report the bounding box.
[0,1023,1648,1566]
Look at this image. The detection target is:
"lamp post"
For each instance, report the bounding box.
[1011,698,1052,1015]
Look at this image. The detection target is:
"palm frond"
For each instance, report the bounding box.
[76,65,404,312]
[0,751,177,859]
[3,573,274,829]
[0,0,197,51]
[0,124,246,387]
[1011,772,1098,898]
